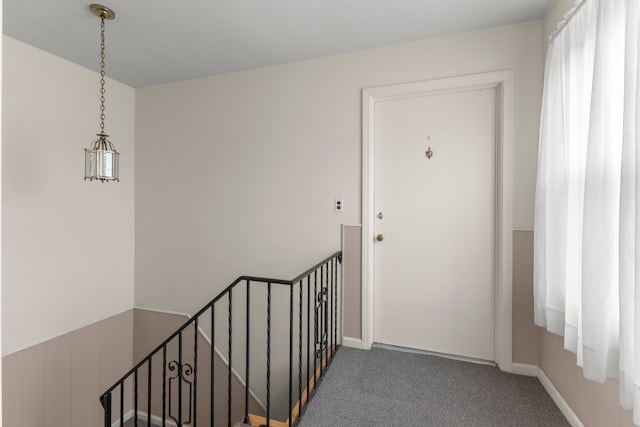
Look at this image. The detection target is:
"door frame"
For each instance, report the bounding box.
[361,70,514,372]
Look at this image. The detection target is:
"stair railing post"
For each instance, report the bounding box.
[147,358,152,427]
[333,258,338,354]
[163,345,167,425]
[325,263,329,364]
[134,370,138,427]
[306,274,311,400]
[289,285,294,425]
[178,331,183,425]
[244,280,251,424]
[321,264,325,375]
[330,259,334,358]
[313,270,318,382]
[194,317,199,427]
[211,305,216,427]
[228,289,233,427]
[103,393,112,427]
[119,382,124,426]
[298,280,303,417]
[266,282,272,427]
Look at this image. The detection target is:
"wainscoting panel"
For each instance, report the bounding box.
[2,310,134,427]
[512,230,541,365]
[342,225,362,342]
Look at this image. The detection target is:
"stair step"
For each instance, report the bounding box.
[247,345,337,427]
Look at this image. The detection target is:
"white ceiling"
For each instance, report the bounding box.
[4,0,553,88]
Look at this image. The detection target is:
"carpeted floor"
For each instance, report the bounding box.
[298,346,569,427]
[123,418,160,427]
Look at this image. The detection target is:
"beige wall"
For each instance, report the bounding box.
[134,17,543,334]
[134,21,544,412]
[541,331,634,427]
[2,311,133,427]
[1,12,548,427]
[2,36,136,356]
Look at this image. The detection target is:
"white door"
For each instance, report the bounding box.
[373,87,496,361]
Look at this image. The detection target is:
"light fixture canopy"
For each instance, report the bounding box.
[85,4,119,183]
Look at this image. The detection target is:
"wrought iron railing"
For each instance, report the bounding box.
[101,251,342,427]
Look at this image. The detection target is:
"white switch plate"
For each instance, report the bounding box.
[334,198,344,213]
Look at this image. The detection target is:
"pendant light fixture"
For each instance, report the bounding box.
[84,4,119,182]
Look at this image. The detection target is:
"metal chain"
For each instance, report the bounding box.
[99,15,106,134]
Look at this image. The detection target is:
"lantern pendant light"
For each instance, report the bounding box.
[84,4,119,183]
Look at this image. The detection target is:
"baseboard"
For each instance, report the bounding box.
[342,336,363,349]
[511,362,538,377]
[133,411,179,427]
[537,368,584,427]
[112,410,135,427]
[509,363,583,427]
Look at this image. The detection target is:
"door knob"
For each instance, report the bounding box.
[376,234,384,241]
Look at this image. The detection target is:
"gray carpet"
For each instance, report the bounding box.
[298,347,569,427]
[123,418,160,427]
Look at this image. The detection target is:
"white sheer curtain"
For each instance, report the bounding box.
[534,0,640,422]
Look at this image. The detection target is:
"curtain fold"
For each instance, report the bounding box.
[620,0,640,414]
[534,0,640,423]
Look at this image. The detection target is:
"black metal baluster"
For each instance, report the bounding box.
[330,259,333,359]
[321,264,326,378]
[245,281,251,423]
[289,285,294,424]
[326,263,330,372]
[324,263,329,366]
[162,346,167,426]
[120,382,124,427]
[134,370,138,427]
[194,318,198,427]
[333,258,336,356]
[98,252,345,427]
[211,305,215,427]
[178,331,183,426]
[104,393,112,427]
[338,257,341,338]
[334,257,338,354]
[147,359,152,427]
[266,282,272,427]
[306,275,311,396]
[298,281,303,416]
[313,271,318,382]
[228,289,233,427]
